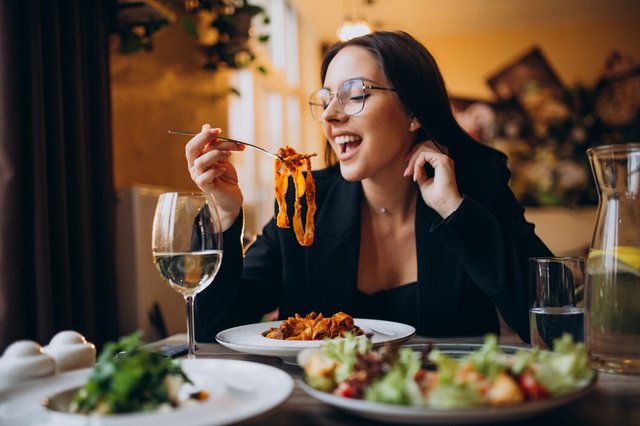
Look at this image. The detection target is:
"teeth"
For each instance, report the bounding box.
[334,135,362,145]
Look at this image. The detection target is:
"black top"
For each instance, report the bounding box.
[195,144,553,343]
[353,283,418,327]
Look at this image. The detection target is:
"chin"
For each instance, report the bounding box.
[338,164,365,182]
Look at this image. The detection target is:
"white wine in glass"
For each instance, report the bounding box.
[152,192,223,358]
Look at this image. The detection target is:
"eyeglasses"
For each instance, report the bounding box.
[308,78,396,121]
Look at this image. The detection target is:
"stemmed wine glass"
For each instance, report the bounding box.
[152,192,223,358]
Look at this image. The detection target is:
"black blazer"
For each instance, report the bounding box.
[195,145,552,342]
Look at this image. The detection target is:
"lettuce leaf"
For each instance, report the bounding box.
[321,332,371,383]
[365,348,423,405]
[532,333,594,395]
[70,332,190,414]
[427,384,485,408]
[465,334,507,379]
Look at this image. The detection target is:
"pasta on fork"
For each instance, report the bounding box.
[274,146,317,246]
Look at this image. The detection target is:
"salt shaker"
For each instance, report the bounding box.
[43,330,96,373]
[0,340,56,391]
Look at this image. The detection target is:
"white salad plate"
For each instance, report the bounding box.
[0,358,294,426]
[216,319,416,364]
[298,343,597,424]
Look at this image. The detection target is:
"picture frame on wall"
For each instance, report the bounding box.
[593,51,640,128]
[487,47,570,138]
[487,47,565,101]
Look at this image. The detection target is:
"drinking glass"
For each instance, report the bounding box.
[152,193,223,358]
[529,257,585,349]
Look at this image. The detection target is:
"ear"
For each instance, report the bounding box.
[409,118,422,132]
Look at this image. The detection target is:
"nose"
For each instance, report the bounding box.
[320,94,346,123]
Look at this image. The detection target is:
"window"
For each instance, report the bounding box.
[227,0,308,236]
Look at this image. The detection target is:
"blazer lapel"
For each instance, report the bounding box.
[305,176,362,313]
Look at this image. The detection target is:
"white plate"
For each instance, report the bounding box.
[0,358,294,426]
[216,319,416,363]
[298,343,597,424]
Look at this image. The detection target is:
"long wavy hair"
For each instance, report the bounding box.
[320,31,486,166]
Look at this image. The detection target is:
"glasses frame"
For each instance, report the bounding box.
[309,78,396,121]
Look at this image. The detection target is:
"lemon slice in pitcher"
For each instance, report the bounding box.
[587,246,640,275]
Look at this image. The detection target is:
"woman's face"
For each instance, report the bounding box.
[321,46,417,182]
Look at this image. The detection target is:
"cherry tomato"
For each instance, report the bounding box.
[519,372,550,400]
[334,382,355,398]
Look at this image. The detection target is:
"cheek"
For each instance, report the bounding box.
[320,126,339,153]
[321,123,332,139]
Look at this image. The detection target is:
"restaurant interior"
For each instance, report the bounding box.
[1,1,640,424]
[1,0,640,375]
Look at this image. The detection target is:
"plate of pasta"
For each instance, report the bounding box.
[216,312,415,364]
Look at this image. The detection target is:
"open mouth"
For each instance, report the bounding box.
[334,135,363,155]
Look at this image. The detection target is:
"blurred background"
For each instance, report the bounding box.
[1,0,639,350]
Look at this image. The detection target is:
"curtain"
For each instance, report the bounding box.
[0,0,117,350]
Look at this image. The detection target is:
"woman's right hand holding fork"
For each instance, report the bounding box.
[185,124,246,231]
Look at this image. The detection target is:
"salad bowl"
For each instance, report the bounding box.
[0,359,293,426]
[298,339,597,424]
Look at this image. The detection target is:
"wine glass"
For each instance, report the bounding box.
[151,192,223,358]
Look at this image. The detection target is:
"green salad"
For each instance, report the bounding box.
[70,333,200,414]
[303,333,594,408]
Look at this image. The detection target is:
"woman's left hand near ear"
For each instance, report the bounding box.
[404,140,463,218]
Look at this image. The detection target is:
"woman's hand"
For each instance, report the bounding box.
[404,140,463,219]
[185,124,246,230]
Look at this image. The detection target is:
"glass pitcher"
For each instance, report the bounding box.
[585,143,640,374]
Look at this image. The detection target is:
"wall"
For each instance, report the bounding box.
[420,18,640,100]
[110,21,230,191]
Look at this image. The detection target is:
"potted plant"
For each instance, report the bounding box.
[112,0,270,75]
[182,0,270,72]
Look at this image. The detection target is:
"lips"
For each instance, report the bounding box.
[334,135,363,158]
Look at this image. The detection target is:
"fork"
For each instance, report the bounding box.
[168,130,285,161]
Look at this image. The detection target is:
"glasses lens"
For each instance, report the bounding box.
[309,89,330,121]
[339,79,365,116]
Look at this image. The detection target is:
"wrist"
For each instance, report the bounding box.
[221,206,242,231]
[435,195,463,219]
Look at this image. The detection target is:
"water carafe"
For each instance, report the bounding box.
[585,143,640,374]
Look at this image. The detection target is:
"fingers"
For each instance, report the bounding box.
[185,125,245,169]
[185,125,216,168]
[194,167,226,189]
[403,140,448,181]
[191,149,231,176]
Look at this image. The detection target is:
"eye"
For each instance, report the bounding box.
[309,101,327,109]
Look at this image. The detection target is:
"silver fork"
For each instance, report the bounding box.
[168,130,285,161]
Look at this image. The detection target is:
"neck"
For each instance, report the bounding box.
[362,175,416,220]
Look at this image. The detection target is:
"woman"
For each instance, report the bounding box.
[185,31,552,342]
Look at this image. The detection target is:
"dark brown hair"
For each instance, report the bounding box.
[320,31,483,166]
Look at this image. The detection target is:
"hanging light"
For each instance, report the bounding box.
[336,0,372,41]
[337,19,371,41]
